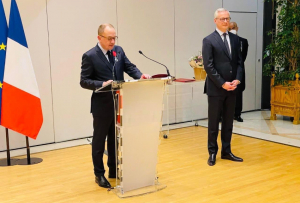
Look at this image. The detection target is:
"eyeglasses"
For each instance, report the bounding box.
[100,35,118,41]
[216,17,231,22]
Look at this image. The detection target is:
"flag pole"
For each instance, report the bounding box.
[17,136,43,165]
[26,136,31,164]
[0,128,18,167]
[5,128,11,165]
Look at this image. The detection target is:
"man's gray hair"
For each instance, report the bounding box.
[214,8,230,19]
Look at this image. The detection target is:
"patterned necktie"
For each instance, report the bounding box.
[222,33,231,58]
[107,50,114,65]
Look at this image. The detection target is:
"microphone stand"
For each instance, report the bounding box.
[112,52,119,81]
[139,51,171,76]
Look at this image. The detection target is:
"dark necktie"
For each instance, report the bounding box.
[107,50,114,66]
[222,33,231,58]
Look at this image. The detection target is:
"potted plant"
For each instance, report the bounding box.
[263,0,300,124]
[189,51,206,80]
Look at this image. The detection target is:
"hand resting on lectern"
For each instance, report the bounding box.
[103,80,113,87]
[140,74,151,79]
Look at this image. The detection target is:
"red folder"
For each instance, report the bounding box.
[151,74,169,78]
[174,78,196,83]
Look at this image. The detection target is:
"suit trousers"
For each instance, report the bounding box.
[207,94,236,155]
[235,88,243,117]
[92,111,116,177]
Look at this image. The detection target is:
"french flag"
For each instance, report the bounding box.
[0,0,8,124]
[1,0,43,139]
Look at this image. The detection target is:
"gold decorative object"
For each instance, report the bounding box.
[270,73,300,124]
[189,52,206,81]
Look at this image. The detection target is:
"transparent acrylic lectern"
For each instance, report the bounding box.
[95,77,173,198]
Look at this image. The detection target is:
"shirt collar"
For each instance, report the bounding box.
[98,42,109,55]
[216,28,228,36]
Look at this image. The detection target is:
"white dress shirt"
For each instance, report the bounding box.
[216,28,231,54]
[98,43,110,62]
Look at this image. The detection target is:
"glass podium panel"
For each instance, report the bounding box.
[96,77,172,198]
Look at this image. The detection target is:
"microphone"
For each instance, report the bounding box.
[139,50,170,76]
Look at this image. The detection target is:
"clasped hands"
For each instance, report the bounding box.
[222,80,240,91]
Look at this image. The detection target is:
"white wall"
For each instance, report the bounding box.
[0,0,263,156]
[46,0,117,142]
[174,0,222,122]
[117,0,175,78]
[224,0,258,12]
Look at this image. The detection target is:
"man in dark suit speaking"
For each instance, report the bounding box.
[229,22,249,122]
[80,24,150,188]
[202,8,243,166]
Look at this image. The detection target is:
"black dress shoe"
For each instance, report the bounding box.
[207,154,216,166]
[95,175,111,188]
[221,152,243,162]
[234,116,243,122]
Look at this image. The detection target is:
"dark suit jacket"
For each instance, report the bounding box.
[80,44,142,116]
[202,31,243,96]
[238,36,248,91]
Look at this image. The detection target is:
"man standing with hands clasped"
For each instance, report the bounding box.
[80,24,150,188]
[229,22,249,122]
[202,8,243,166]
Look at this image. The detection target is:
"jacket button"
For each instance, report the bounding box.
[230,71,232,73]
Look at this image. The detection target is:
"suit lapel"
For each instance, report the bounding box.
[111,47,118,78]
[213,31,231,60]
[95,45,113,72]
[229,32,235,60]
